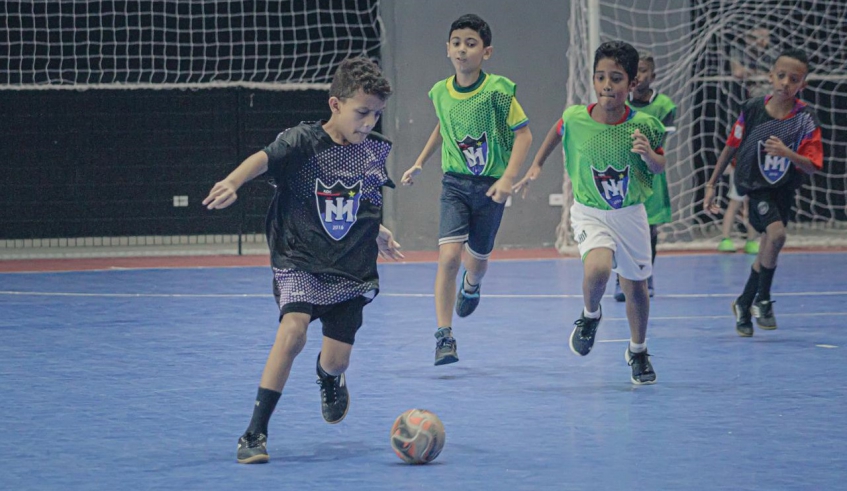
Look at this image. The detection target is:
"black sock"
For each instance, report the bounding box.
[246,387,281,436]
[757,265,776,302]
[738,267,760,308]
[650,225,658,265]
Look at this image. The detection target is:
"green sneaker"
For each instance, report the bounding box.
[744,240,760,255]
[717,238,736,253]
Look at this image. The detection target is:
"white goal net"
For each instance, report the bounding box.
[0,0,382,90]
[560,0,847,250]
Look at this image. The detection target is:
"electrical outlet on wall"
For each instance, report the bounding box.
[173,196,189,207]
[548,194,564,206]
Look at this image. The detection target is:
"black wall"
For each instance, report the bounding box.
[0,88,327,239]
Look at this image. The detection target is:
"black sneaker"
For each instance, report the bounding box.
[434,328,459,366]
[751,299,777,330]
[455,271,481,318]
[731,298,754,337]
[237,432,269,464]
[625,348,657,385]
[569,308,601,356]
[316,355,349,424]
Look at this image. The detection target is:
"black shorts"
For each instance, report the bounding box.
[438,172,506,258]
[747,187,794,233]
[279,296,368,346]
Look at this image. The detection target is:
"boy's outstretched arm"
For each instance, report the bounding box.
[487,125,532,203]
[513,120,561,198]
[401,123,442,186]
[702,145,738,214]
[203,151,269,210]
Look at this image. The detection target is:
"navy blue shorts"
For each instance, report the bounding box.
[747,187,793,233]
[438,172,506,259]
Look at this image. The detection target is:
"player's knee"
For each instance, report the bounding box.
[767,226,787,248]
[319,352,350,375]
[275,320,308,353]
[437,246,462,272]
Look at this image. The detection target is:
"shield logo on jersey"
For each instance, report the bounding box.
[592,165,629,209]
[757,140,793,184]
[315,179,362,241]
[456,132,489,176]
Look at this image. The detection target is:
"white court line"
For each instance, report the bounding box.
[2,291,847,299]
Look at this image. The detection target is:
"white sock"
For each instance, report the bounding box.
[583,307,601,319]
[629,341,647,354]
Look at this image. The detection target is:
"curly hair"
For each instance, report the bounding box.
[329,57,392,101]
[594,41,639,83]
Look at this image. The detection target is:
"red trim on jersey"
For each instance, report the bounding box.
[586,104,631,125]
[556,118,564,136]
[726,114,746,148]
[799,127,824,171]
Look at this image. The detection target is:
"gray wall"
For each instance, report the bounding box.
[380,0,570,250]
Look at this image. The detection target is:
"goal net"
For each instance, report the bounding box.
[560,0,847,251]
[0,0,382,90]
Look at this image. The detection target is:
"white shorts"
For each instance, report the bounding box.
[727,167,746,202]
[570,201,652,281]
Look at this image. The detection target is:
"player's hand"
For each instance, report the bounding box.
[401,165,423,186]
[203,180,238,210]
[486,176,513,204]
[764,136,789,157]
[513,164,542,199]
[702,184,721,215]
[377,226,404,260]
[631,129,652,161]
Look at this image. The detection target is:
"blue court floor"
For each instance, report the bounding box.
[1,252,845,491]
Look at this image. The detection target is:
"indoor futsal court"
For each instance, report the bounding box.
[1,251,845,490]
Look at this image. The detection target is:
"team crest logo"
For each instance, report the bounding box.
[758,140,793,184]
[592,165,629,209]
[457,132,489,175]
[315,179,362,241]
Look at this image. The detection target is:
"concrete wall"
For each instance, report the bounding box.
[380,0,571,250]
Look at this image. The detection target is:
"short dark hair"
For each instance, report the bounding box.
[329,57,392,101]
[593,41,639,83]
[449,14,492,47]
[638,50,655,71]
[776,48,810,72]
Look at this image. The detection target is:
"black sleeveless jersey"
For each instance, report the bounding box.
[262,121,393,291]
[729,97,821,194]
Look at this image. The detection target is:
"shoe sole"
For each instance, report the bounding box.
[731,301,754,337]
[435,355,459,366]
[624,350,657,385]
[237,454,269,464]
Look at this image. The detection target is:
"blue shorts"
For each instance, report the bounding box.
[438,172,506,259]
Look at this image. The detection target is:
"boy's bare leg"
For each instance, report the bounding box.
[239,312,310,464]
[722,198,743,239]
[319,337,354,376]
[582,248,613,312]
[568,248,612,357]
[434,242,463,328]
[619,278,649,344]
[757,221,786,269]
[259,313,311,391]
[462,251,489,289]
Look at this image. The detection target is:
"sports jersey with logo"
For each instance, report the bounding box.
[727,96,823,194]
[263,121,393,304]
[558,105,665,210]
[628,91,677,224]
[429,72,528,178]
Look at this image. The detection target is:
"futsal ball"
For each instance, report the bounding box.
[390,409,445,464]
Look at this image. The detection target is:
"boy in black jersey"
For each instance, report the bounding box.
[703,49,824,337]
[203,57,404,464]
